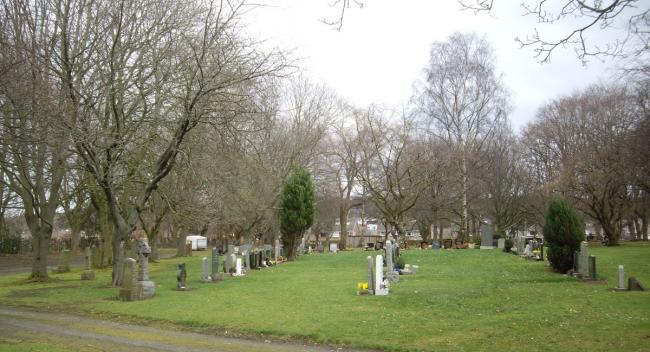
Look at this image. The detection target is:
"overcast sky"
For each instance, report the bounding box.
[244,1,632,132]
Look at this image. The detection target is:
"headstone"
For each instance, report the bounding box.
[480,224,494,249]
[588,255,597,280]
[497,238,505,250]
[617,265,626,290]
[578,241,589,278]
[81,247,95,280]
[234,258,244,276]
[119,258,137,301]
[177,263,187,289]
[257,251,263,268]
[524,243,532,257]
[432,241,440,249]
[57,249,71,273]
[243,251,251,271]
[136,238,155,299]
[249,252,257,269]
[227,244,235,254]
[374,255,389,296]
[211,248,219,275]
[275,239,281,260]
[628,277,645,291]
[367,256,375,295]
[329,243,338,253]
[230,253,237,273]
[201,257,211,282]
[385,240,394,270]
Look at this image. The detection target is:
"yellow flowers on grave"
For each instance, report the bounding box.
[357,282,370,295]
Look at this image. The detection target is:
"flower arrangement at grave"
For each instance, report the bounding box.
[356,282,370,295]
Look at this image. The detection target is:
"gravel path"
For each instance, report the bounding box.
[0,307,366,352]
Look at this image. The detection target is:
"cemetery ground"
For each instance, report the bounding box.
[0,243,649,351]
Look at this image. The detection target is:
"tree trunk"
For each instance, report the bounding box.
[460,154,469,243]
[642,217,649,241]
[30,226,51,280]
[176,231,187,257]
[602,222,620,246]
[628,219,638,241]
[339,206,349,250]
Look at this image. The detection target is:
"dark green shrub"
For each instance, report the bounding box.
[473,235,481,246]
[543,199,585,273]
[504,238,513,253]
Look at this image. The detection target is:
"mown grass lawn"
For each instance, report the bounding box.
[1,242,649,351]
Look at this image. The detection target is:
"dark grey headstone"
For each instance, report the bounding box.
[628,277,645,291]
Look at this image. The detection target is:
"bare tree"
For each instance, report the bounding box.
[460,0,649,63]
[0,0,69,279]
[356,107,426,243]
[414,32,507,242]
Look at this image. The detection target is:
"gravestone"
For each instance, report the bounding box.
[524,243,532,257]
[374,254,389,296]
[257,251,263,268]
[211,248,219,275]
[249,252,257,270]
[617,265,626,290]
[210,250,223,282]
[136,238,155,299]
[201,257,211,282]
[588,255,597,280]
[385,240,399,283]
[628,277,645,291]
[275,239,281,260]
[177,263,187,289]
[80,247,95,280]
[367,256,375,295]
[497,238,505,250]
[229,253,237,273]
[243,250,251,271]
[578,241,589,278]
[480,224,494,249]
[119,258,137,301]
[227,244,235,254]
[329,243,338,253]
[57,249,71,273]
[432,241,440,249]
[233,258,244,276]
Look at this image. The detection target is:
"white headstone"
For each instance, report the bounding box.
[374,254,389,296]
[329,243,338,253]
[201,257,210,281]
[234,258,243,276]
[578,241,589,278]
[497,238,505,249]
[618,265,625,290]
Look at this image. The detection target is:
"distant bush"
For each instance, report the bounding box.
[543,199,585,273]
[473,236,481,246]
[504,238,514,253]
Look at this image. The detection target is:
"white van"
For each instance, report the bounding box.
[186,235,207,251]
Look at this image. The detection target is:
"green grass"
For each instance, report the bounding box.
[1,243,649,351]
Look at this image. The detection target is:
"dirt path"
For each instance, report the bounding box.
[0,307,366,352]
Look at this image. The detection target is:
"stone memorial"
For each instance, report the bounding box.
[497,238,505,250]
[177,263,187,289]
[243,250,251,271]
[578,241,589,278]
[616,265,626,290]
[524,243,532,257]
[480,224,494,249]
[374,254,389,296]
[385,240,399,283]
[275,239,281,260]
[233,258,244,276]
[136,238,155,299]
[367,256,375,295]
[201,257,211,282]
[57,249,71,273]
[80,247,95,280]
[628,277,645,291]
[587,255,597,280]
[119,258,137,301]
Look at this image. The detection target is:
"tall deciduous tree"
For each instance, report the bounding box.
[414,32,507,242]
[279,168,315,260]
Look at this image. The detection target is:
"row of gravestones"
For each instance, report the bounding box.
[572,241,645,291]
[176,240,283,290]
[362,239,419,296]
